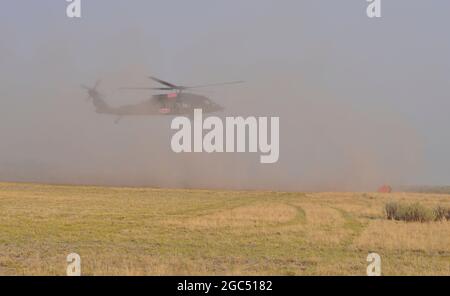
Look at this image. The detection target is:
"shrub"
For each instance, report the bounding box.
[385,202,435,222]
[385,202,399,220]
[434,205,450,221]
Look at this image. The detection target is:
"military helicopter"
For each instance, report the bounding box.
[82,76,243,123]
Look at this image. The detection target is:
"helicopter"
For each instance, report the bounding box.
[82,76,243,123]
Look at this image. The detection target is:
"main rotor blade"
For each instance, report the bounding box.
[119,87,174,91]
[148,76,179,88]
[186,80,244,89]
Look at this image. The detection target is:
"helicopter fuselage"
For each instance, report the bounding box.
[94,92,224,117]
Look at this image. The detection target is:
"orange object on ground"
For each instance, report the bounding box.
[378,185,392,193]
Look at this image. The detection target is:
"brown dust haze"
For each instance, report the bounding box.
[3,1,449,191]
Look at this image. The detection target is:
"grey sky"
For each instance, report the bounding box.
[0,1,449,190]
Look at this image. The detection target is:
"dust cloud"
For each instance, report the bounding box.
[2,1,446,192]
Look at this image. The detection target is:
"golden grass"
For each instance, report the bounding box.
[354,220,450,252]
[0,182,449,275]
[168,203,298,229]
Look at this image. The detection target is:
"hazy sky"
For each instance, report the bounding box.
[0,1,449,190]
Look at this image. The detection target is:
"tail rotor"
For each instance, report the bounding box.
[81,80,102,101]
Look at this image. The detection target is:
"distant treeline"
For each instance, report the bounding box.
[398,186,450,194]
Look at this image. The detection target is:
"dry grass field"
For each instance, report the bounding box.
[0,182,449,275]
